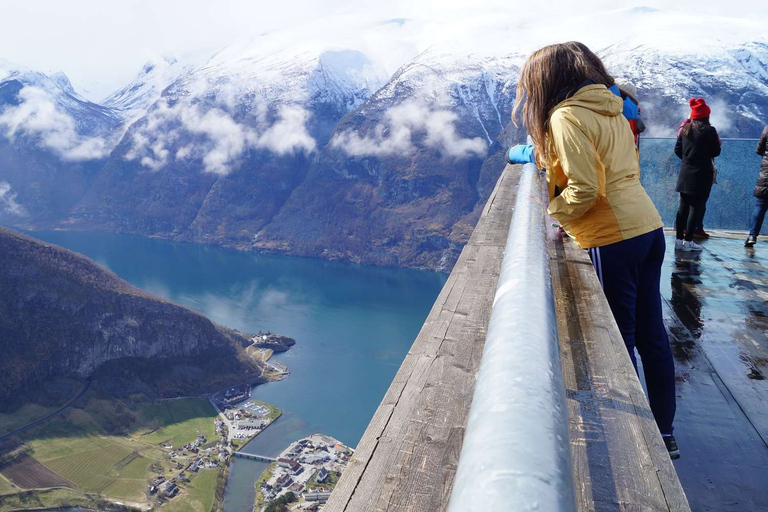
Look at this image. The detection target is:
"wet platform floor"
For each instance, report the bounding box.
[655,234,768,511]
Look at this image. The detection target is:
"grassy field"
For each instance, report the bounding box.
[0,488,114,512]
[305,467,340,491]
[0,404,56,437]
[0,475,16,495]
[0,395,221,509]
[165,469,219,512]
[135,398,217,447]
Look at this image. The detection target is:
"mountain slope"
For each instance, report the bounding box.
[68,46,386,249]
[0,62,123,228]
[3,8,768,271]
[0,227,260,411]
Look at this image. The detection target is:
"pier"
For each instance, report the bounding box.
[326,163,768,511]
[232,452,276,462]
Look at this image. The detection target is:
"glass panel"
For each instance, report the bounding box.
[639,138,764,233]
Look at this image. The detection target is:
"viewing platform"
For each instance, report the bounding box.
[326,164,768,511]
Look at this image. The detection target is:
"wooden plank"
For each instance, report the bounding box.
[324,164,522,512]
[328,163,689,512]
[550,236,691,511]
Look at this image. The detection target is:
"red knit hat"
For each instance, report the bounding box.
[689,98,711,120]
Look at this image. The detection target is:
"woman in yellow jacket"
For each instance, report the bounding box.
[512,42,679,459]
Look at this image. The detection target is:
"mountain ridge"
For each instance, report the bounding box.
[2,8,768,270]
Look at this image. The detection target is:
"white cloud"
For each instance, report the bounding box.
[0,182,25,216]
[255,105,316,155]
[0,86,110,161]
[124,88,316,175]
[331,99,487,158]
[0,1,760,102]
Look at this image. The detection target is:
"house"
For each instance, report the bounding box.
[275,474,292,490]
[277,457,294,468]
[164,482,178,497]
[316,468,329,484]
[305,491,332,503]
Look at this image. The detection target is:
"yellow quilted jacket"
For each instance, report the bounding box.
[545,84,662,249]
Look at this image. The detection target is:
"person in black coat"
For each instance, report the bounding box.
[674,98,721,251]
[745,124,768,247]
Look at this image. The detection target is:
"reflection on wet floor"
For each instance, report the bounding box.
[658,235,768,511]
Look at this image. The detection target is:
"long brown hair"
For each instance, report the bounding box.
[512,42,614,166]
[682,117,711,138]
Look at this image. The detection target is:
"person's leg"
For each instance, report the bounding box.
[749,197,768,236]
[684,195,705,242]
[676,194,689,241]
[634,228,676,435]
[589,240,642,370]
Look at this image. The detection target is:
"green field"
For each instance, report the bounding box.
[44,444,135,493]
[136,398,217,447]
[306,467,340,490]
[0,475,16,495]
[0,396,222,509]
[165,469,219,512]
[0,404,56,437]
[0,488,113,512]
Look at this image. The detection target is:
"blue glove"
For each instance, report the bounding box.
[507,144,535,164]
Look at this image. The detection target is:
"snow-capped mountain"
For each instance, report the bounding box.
[103,56,193,121]
[2,7,768,270]
[0,59,121,136]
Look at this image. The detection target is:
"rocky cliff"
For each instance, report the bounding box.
[0,227,260,410]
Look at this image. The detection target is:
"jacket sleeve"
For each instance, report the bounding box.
[547,112,600,224]
[675,135,683,159]
[507,144,535,164]
[757,126,768,156]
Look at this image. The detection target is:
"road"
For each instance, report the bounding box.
[0,378,92,442]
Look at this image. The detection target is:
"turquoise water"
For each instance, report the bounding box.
[28,231,447,512]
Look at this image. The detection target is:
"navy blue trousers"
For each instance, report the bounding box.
[749,197,768,236]
[588,228,676,435]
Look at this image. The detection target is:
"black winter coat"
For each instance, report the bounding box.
[754,125,768,199]
[675,124,721,197]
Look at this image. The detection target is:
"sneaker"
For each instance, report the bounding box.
[674,239,683,250]
[745,235,757,247]
[693,229,710,239]
[663,435,680,460]
[682,240,703,252]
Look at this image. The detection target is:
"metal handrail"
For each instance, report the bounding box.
[447,163,576,512]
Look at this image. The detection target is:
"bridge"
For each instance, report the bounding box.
[232,452,276,462]
[326,161,768,511]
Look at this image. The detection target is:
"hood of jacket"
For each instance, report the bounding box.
[551,84,624,118]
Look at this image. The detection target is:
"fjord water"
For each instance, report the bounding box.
[30,231,447,512]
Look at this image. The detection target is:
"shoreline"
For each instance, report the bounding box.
[252,434,353,511]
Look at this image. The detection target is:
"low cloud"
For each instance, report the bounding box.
[0,86,110,161]
[0,182,25,216]
[331,99,487,158]
[124,87,316,175]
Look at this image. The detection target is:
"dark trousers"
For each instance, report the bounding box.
[588,228,676,435]
[676,193,707,241]
[749,197,768,236]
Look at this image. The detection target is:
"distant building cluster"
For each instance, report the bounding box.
[258,434,353,509]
